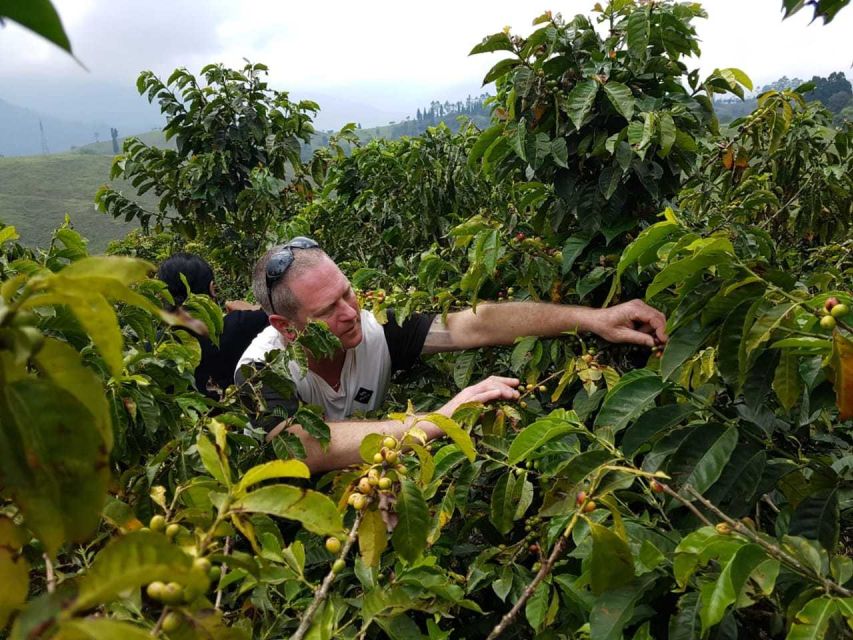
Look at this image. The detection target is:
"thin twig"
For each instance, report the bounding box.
[485,508,583,640]
[43,554,56,593]
[485,537,568,640]
[683,485,852,598]
[290,506,366,640]
[660,483,713,527]
[215,536,232,610]
[151,608,168,636]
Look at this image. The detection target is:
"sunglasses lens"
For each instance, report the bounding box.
[287,237,319,249]
[265,238,320,312]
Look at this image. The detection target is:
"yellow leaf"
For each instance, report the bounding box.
[358,508,387,567]
[831,331,853,419]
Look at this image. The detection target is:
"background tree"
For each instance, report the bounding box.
[95,62,319,290]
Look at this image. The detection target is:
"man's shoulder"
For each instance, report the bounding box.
[237,324,283,366]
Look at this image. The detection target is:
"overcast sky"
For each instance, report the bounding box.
[1,0,851,130]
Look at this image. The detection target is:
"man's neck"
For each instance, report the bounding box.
[306,348,347,389]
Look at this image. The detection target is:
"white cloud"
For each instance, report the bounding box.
[0,0,850,125]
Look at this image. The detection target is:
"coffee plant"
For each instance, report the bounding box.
[2,1,852,639]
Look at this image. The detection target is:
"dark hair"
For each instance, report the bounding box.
[157,253,214,309]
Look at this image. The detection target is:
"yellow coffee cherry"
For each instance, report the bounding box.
[325,537,342,554]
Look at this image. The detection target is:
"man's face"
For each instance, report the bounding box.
[288,258,363,350]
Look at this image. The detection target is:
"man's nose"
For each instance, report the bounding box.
[338,300,357,321]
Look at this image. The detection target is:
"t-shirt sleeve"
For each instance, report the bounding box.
[382,310,435,372]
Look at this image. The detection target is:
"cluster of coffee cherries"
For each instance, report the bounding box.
[143,515,221,632]
[518,381,548,409]
[575,490,599,513]
[819,296,849,330]
[347,435,406,507]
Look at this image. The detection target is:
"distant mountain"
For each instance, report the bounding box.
[0,98,109,157]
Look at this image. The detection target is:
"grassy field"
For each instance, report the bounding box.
[0,115,489,253]
[0,153,153,252]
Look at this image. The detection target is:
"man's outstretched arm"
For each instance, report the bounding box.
[267,376,521,474]
[423,299,668,354]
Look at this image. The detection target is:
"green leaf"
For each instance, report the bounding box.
[602,82,635,121]
[556,449,614,483]
[562,234,592,275]
[422,413,476,462]
[617,220,680,279]
[699,543,770,631]
[789,489,840,553]
[53,619,154,640]
[622,403,695,456]
[508,415,583,464]
[660,320,710,381]
[23,287,124,377]
[59,256,152,284]
[0,0,72,53]
[646,249,732,300]
[626,8,650,59]
[482,58,520,85]
[773,350,802,411]
[590,575,657,640]
[453,351,478,389]
[594,373,664,432]
[391,479,428,564]
[358,508,388,568]
[787,597,837,640]
[589,522,635,595]
[550,137,569,168]
[0,380,109,557]
[32,337,112,450]
[706,448,766,517]
[295,407,331,450]
[469,32,514,55]
[490,471,523,534]
[669,592,702,640]
[0,544,28,628]
[744,302,798,364]
[657,112,676,156]
[524,582,550,631]
[668,423,738,496]
[718,300,753,387]
[197,433,231,487]
[234,460,310,495]
[563,79,599,130]
[232,485,343,536]
[73,531,207,612]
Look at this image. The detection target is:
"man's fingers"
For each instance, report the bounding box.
[622,330,656,348]
[630,301,668,343]
[481,376,520,387]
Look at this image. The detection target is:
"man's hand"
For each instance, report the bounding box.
[589,299,668,347]
[438,376,520,418]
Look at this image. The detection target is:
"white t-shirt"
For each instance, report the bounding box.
[235,310,432,420]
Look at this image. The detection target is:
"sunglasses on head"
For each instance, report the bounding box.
[265,236,320,314]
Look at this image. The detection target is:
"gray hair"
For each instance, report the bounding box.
[252,245,329,319]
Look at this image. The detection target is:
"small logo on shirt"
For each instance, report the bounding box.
[354,387,374,404]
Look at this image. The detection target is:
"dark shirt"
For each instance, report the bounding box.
[195,309,268,398]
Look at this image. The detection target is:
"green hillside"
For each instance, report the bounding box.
[0,111,491,252]
[0,153,153,251]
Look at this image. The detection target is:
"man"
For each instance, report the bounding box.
[157,253,268,398]
[237,238,668,473]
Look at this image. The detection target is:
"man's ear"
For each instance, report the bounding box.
[208,281,216,299]
[269,315,297,341]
